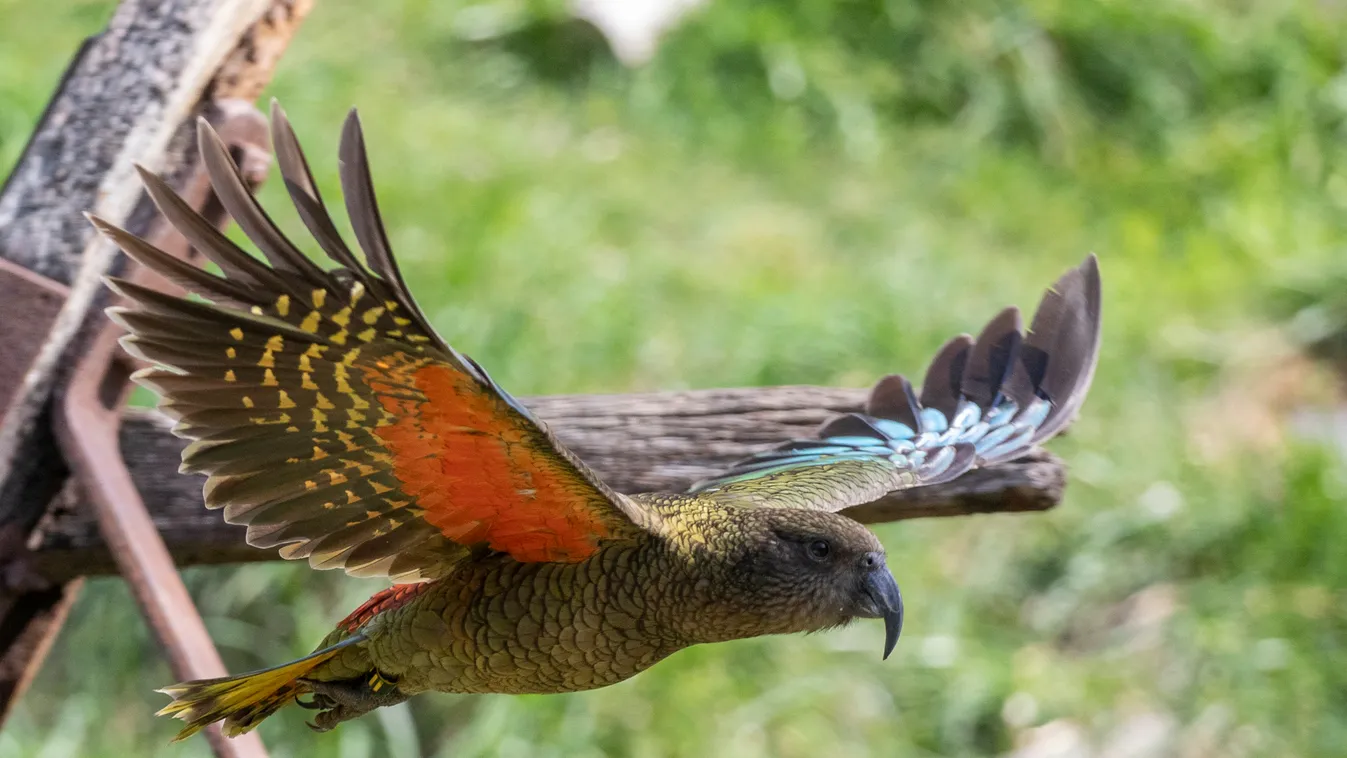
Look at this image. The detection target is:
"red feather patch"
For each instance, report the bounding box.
[339,583,433,632]
[370,361,613,563]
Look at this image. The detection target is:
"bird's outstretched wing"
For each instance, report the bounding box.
[690,256,1101,511]
[93,103,651,582]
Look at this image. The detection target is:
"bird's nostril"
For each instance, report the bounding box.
[862,552,880,568]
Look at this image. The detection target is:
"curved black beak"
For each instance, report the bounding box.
[859,559,904,660]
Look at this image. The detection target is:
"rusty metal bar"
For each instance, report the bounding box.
[0,260,70,418]
[53,100,271,758]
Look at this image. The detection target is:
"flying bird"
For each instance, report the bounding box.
[89,102,1101,740]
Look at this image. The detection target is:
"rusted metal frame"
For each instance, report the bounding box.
[52,99,271,758]
[0,261,70,445]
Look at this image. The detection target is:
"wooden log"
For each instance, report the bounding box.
[0,0,311,736]
[30,387,1066,580]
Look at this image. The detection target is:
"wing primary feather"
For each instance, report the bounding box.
[817,413,889,441]
[336,111,398,285]
[960,307,1023,410]
[865,374,922,432]
[134,166,298,295]
[1023,254,1102,443]
[196,118,331,288]
[105,278,328,346]
[919,334,972,421]
[268,100,372,280]
[87,215,263,307]
[335,110,495,383]
[336,110,448,352]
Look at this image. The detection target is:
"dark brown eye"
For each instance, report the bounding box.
[808,539,831,561]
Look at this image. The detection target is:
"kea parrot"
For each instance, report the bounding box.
[88,102,1101,740]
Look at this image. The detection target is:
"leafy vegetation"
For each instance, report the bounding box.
[2,0,1346,755]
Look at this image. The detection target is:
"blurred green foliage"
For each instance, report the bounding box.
[3,0,1346,756]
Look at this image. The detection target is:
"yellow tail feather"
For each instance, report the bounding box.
[156,635,363,741]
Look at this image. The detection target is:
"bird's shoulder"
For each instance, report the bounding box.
[627,491,772,552]
[630,492,726,520]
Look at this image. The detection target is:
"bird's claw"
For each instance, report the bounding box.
[305,709,349,732]
[295,694,334,710]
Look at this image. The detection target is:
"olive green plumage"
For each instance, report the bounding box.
[93,102,1101,741]
[312,501,886,694]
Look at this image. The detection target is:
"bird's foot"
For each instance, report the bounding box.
[298,671,409,731]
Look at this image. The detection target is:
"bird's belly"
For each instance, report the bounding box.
[364,558,683,695]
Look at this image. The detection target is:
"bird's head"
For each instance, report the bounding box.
[707,508,904,659]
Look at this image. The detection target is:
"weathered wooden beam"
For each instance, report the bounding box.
[0,0,312,742]
[30,387,1066,580]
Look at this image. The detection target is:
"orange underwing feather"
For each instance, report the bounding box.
[364,358,616,563]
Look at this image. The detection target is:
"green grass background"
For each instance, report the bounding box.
[3,0,1347,755]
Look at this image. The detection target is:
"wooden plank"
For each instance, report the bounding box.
[29,387,1065,580]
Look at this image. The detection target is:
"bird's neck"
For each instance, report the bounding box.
[634,495,807,646]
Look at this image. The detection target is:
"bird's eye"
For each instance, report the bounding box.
[807,539,831,561]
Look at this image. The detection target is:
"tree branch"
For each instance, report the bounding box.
[31,387,1065,580]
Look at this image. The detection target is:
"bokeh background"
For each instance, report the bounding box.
[3,1,1347,756]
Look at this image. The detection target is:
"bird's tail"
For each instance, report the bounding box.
[156,634,363,741]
